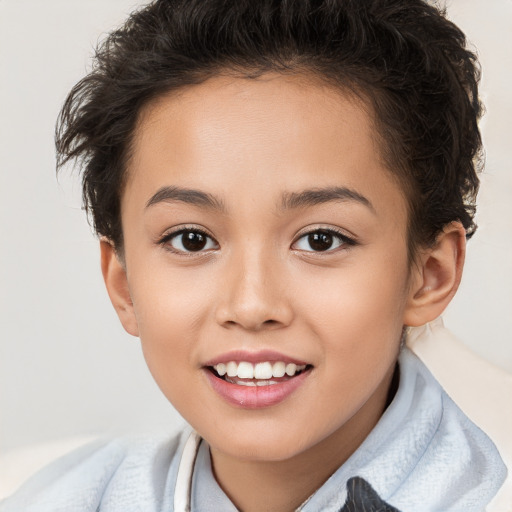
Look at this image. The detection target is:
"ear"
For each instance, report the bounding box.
[403,222,466,327]
[100,240,139,337]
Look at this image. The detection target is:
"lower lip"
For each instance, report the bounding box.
[204,369,311,409]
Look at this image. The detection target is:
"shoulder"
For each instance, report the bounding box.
[0,429,187,512]
[406,320,512,511]
[390,347,507,511]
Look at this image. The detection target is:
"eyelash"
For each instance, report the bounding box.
[158,226,218,256]
[157,226,357,255]
[292,227,357,253]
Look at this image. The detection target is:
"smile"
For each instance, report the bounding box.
[203,353,313,408]
[212,361,308,384]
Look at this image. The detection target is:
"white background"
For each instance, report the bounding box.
[1,0,511,454]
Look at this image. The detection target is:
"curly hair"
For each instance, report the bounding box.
[56,0,482,255]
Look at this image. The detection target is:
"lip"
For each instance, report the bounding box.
[203,349,309,366]
[203,365,312,409]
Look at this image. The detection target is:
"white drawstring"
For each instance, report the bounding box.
[174,430,202,512]
[172,430,312,512]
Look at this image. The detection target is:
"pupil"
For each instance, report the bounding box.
[182,231,207,251]
[308,231,333,251]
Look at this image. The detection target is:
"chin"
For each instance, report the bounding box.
[204,424,321,463]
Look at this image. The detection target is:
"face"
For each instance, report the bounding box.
[115,74,417,464]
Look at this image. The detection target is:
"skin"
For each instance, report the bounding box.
[101,73,465,512]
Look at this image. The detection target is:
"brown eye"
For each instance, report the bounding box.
[182,231,207,251]
[308,232,334,251]
[165,229,218,253]
[293,229,354,252]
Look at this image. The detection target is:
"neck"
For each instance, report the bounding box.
[208,365,396,512]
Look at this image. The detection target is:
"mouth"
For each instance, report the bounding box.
[207,360,312,387]
[203,355,313,409]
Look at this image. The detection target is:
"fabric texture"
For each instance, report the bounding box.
[0,348,506,512]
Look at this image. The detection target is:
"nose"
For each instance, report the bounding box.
[215,249,294,331]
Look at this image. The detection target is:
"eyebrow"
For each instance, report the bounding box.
[280,186,375,213]
[145,185,374,214]
[146,186,226,212]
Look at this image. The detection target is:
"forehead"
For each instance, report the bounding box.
[132,74,376,168]
[124,73,407,221]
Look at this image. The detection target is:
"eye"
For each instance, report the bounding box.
[160,228,218,253]
[292,229,354,252]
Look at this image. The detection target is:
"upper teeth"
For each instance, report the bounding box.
[213,361,306,379]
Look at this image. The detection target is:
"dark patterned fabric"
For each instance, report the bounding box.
[339,477,401,512]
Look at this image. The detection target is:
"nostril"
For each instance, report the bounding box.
[222,318,281,330]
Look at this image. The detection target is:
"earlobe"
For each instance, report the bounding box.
[100,240,140,337]
[403,222,466,327]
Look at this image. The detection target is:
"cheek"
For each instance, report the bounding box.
[292,263,408,423]
[129,265,214,384]
[293,252,410,358]
[131,257,214,326]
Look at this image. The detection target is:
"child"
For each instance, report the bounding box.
[1,0,507,511]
